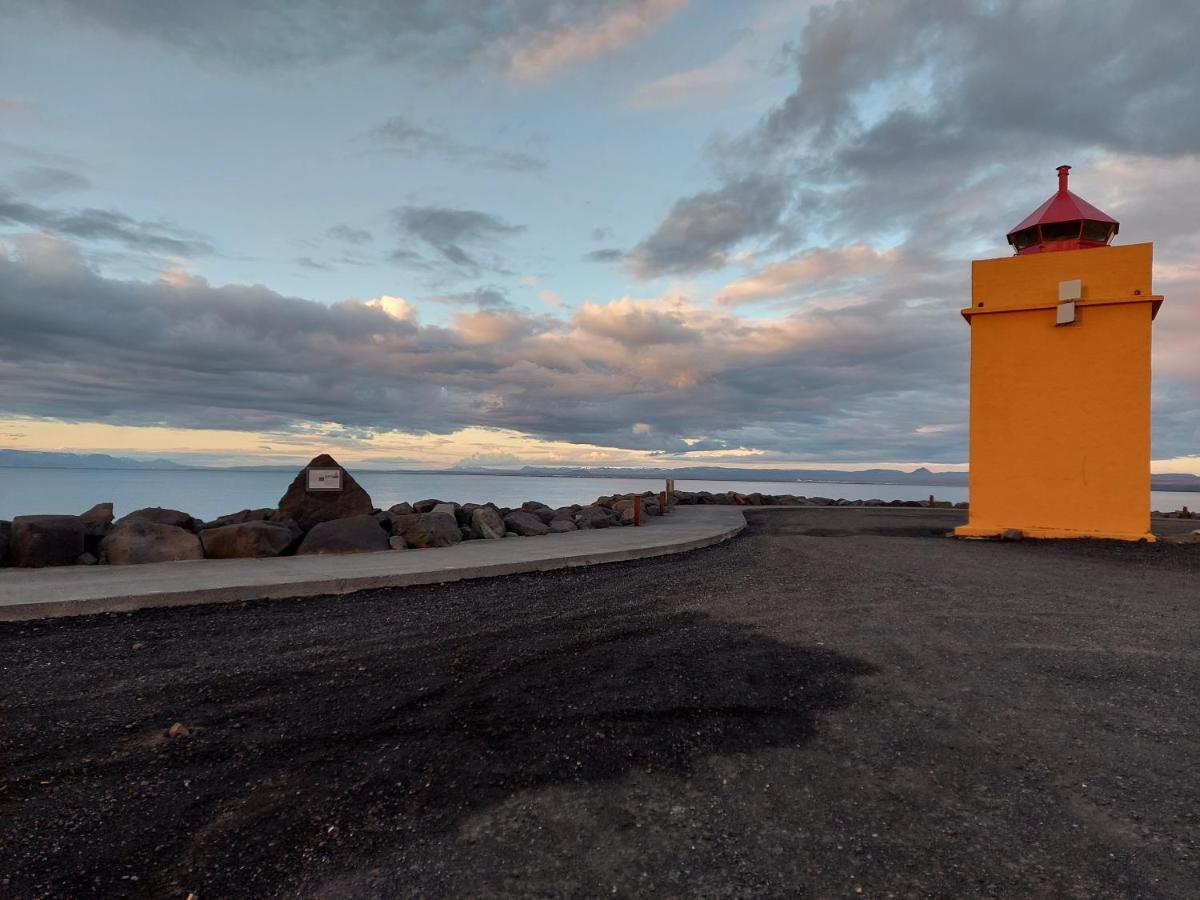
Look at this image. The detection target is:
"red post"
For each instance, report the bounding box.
[658,490,667,515]
[633,495,641,526]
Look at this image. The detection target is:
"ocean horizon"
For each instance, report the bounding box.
[1,467,1196,522]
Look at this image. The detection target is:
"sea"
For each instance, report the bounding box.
[1,468,1197,522]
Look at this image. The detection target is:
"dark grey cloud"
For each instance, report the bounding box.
[636,0,1200,273]
[392,204,524,275]
[327,223,373,245]
[4,234,1197,461]
[584,247,624,263]
[3,0,664,73]
[628,175,791,277]
[0,187,211,257]
[369,115,546,173]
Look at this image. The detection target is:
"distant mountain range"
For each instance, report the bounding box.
[3,450,1198,490]
[0,450,190,470]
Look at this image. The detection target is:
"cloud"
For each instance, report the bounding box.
[572,297,700,346]
[628,176,791,277]
[327,224,373,245]
[365,295,416,321]
[584,247,624,263]
[10,166,93,195]
[504,0,689,81]
[15,1,683,78]
[0,187,212,257]
[714,245,901,306]
[392,204,524,275]
[368,115,546,172]
[3,231,1196,462]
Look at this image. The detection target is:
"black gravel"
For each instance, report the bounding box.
[1,508,1198,898]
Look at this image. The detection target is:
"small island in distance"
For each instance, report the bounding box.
[3,449,1198,491]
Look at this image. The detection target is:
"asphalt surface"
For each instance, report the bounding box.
[1,508,1198,898]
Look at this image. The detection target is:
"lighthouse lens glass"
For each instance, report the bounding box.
[1041,221,1082,242]
[1012,227,1038,250]
[1082,221,1112,243]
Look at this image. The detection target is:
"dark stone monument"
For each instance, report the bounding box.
[278,453,374,532]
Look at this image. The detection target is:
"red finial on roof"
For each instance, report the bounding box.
[1007,164,1119,255]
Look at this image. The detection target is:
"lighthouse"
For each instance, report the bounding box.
[955,166,1164,541]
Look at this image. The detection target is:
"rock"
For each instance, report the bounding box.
[396,511,462,549]
[168,722,190,739]
[202,507,301,536]
[504,531,519,538]
[412,499,443,514]
[574,506,616,529]
[522,500,551,511]
[459,526,474,541]
[470,506,507,540]
[0,520,9,566]
[548,518,578,533]
[100,520,203,565]
[388,502,415,516]
[999,528,1024,542]
[116,506,201,532]
[503,509,550,536]
[10,515,86,568]
[277,454,374,532]
[458,503,480,526]
[388,535,408,551]
[200,521,295,559]
[79,502,114,552]
[530,507,558,525]
[432,502,460,521]
[296,515,390,555]
[75,552,98,565]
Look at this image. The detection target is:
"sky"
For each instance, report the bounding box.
[0,0,1197,472]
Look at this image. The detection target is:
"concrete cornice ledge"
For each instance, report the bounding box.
[0,506,747,622]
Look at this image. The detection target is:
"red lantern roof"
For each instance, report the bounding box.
[1006,165,1119,255]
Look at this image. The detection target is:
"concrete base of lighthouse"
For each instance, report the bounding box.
[954,523,1157,542]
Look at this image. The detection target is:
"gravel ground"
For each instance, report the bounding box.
[1,507,1198,898]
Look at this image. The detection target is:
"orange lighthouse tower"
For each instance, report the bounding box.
[955,166,1164,541]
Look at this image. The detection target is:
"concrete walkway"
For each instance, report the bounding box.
[0,506,746,622]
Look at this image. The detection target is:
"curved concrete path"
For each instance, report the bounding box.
[0,506,746,622]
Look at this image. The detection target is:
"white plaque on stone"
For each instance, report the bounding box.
[306,468,343,491]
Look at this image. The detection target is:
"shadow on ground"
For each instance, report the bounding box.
[1,601,875,897]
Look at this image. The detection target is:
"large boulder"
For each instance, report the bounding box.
[79,502,114,553]
[117,506,201,532]
[432,502,460,521]
[277,454,374,532]
[395,511,462,549]
[574,506,617,529]
[503,509,550,536]
[296,515,390,555]
[388,502,415,516]
[0,520,9,566]
[549,518,578,534]
[200,521,295,559]
[412,499,443,514]
[100,520,203,565]
[202,508,302,544]
[470,506,506,540]
[10,515,85,568]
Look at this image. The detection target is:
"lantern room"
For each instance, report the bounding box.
[1006,165,1119,255]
